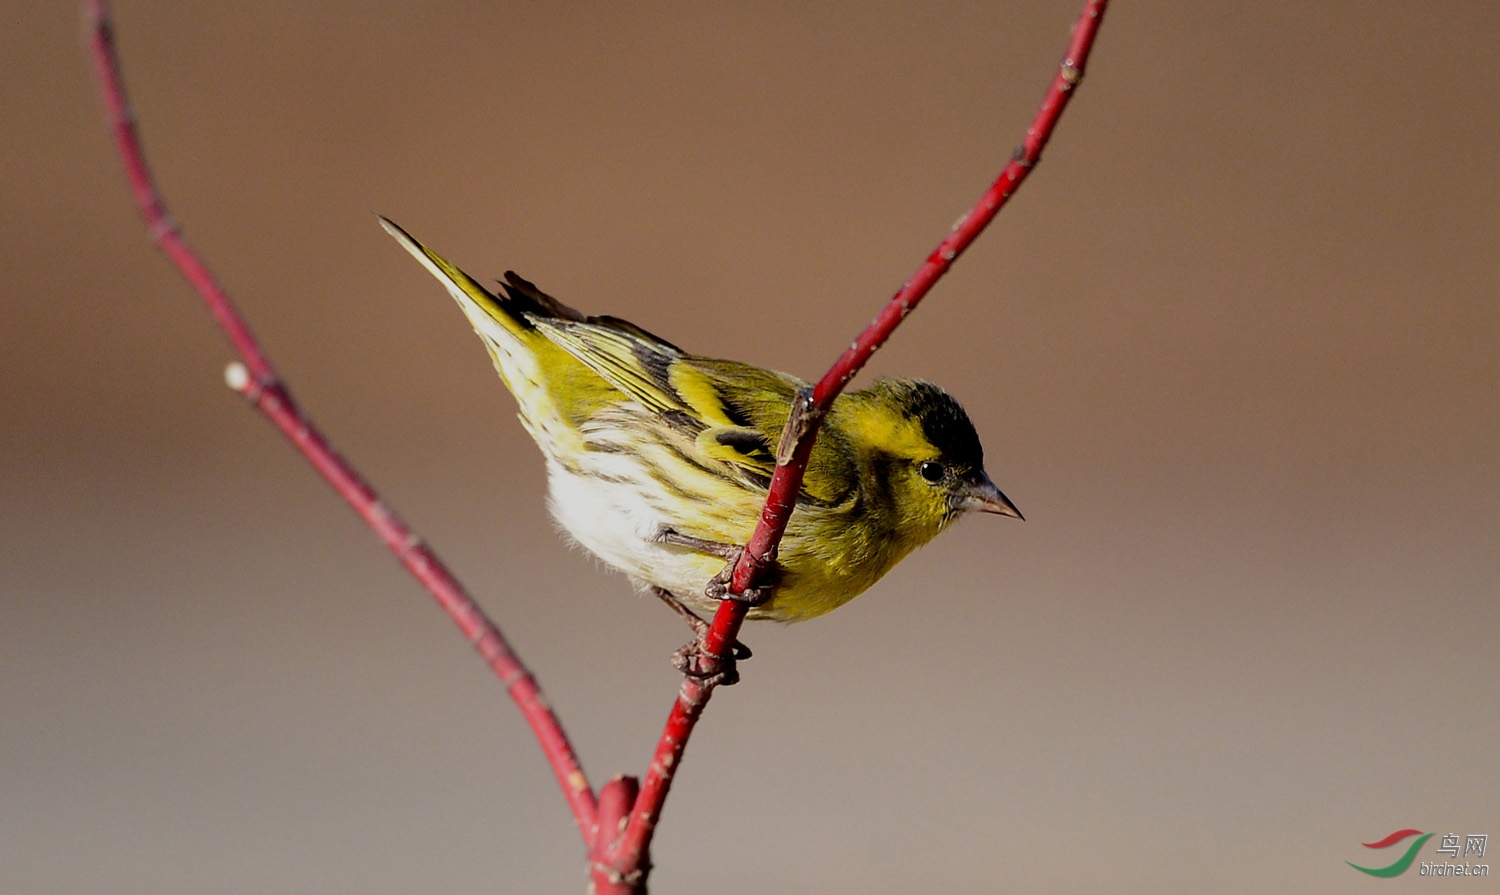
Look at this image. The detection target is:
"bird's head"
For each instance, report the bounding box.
[849,379,1022,536]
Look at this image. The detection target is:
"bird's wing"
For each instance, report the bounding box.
[534,319,787,479]
[532,319,685,417]
[692,425,777,476]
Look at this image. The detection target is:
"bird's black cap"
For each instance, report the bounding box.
[876,379,986,472]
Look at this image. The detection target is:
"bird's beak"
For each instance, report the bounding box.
[955,474,1024,520]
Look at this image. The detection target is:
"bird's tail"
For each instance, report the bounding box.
[378,216,596,457]
[378,216,587,339]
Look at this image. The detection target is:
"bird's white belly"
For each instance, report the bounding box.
[543,458,716,600]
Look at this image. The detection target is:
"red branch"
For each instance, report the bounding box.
[82,0,598,842]
[600,0,1109,886]
[87,0,1107,889]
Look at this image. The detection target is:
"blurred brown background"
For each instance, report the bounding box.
[3,2,1496,892]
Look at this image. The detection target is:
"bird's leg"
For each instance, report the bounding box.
[650,586,754,659]
[657,530,778,607]
[651,587,751,687]
[702,548,777,607]
[651,585,712,636]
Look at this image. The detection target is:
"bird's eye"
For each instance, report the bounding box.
[918,461,946,483]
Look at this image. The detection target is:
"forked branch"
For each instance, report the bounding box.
[85,1,1108,891]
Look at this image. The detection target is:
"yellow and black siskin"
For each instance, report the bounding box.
[381,217,1021,625]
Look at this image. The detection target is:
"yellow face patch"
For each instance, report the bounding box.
[845,403,938,462]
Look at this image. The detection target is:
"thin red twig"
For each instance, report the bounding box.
[88,0,1106,888]
[602,0,1109,885]
[82,0,598,841]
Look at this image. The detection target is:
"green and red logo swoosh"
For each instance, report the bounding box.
[1348,829,1433,877]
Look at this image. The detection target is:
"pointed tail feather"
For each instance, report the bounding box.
[377,215,533,340]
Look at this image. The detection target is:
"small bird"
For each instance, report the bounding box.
[381,217,1021,629]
